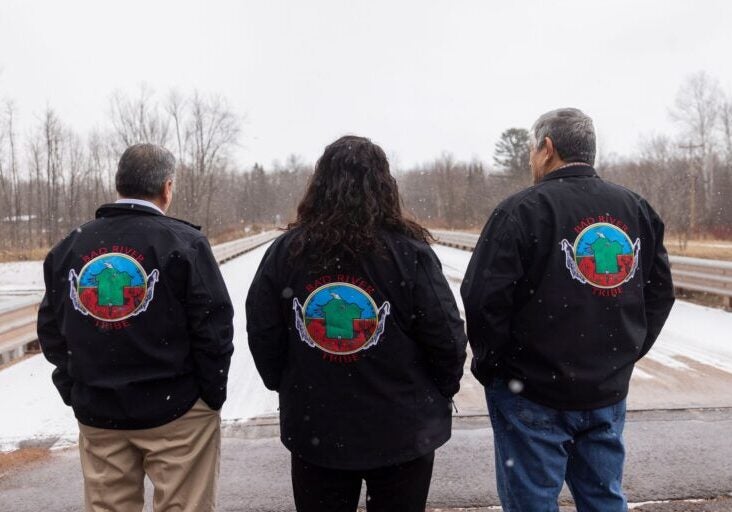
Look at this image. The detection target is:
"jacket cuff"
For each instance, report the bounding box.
[60,388,73,406]
[52,371,73,406]
[199,387,226,411]
[436,379,460,399]
[470,362,495,388]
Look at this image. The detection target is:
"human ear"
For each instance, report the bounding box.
[543,137,555,161]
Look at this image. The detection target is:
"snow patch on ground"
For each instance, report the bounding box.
[0,260,44,310]
[0,260,44,293]
[0,355,76,452]
[646,300,732,373]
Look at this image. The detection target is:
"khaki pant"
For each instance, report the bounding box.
[78,399,221,512]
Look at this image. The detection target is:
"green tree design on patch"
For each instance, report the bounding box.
[321,296,363,339]
[96,266,133,306]
[590,236,623,274]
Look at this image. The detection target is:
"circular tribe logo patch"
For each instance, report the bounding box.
[560,222,641,289]
[292,283,391,355]
[68,253,159,321]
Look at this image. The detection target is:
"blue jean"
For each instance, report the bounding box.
[486,380,628,512]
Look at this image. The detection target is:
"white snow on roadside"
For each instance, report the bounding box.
[0,260,44,293]
[0,355,77,452]
[689,241,732,249]
[648,300,732,373]
[0,259,45,310]
[432,244,468,316]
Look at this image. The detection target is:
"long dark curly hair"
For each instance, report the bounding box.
[288,135,432,265]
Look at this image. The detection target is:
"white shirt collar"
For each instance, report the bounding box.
[115,198,165,215]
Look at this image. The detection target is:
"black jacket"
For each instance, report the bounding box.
[461,165,675,410]
[246,229,467,470]
[37,203,234,429]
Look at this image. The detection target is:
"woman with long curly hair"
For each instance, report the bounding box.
[246,135,467,512]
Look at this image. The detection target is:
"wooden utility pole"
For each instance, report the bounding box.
[679,143,704,235]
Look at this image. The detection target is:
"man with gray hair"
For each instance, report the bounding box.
[461,108,675,511]
[38,143,234,512]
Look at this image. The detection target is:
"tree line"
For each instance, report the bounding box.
[601,71,732,246]
[0,72,731,259]
[397,71,732,246]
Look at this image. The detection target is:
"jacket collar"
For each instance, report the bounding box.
[540,163,597,183]
[115,198,165,214]
[95,203,201,230]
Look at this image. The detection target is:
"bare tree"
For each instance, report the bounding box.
[720,94,732,165]
[65,132,86,228]
[433,153,461,227]
[86,129,115,212]
[6,103,23,247]
[166,89,186,164]
[0,102,26,248]
[672,72,722,154]
[671,71,723,222]
[40,108,65,246]
[175,91,240,229]
[109,84,170,150]
[715,94,732,231]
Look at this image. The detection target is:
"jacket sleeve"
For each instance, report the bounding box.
[37,252,73,406]
[460,208,525,386]
[245,242,288,391]
[411,247,468,398]
[638,207,675,359]
[186,237,235,410]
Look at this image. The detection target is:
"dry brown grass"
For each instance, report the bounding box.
[675,290,731,311]
[0,247,49,263]
[665,239,732,260]
[1,235,730,261]
[0,227,281,262]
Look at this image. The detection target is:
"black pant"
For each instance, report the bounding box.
[291,452,435,512]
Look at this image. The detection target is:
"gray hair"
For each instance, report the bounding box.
[530,108,596,166]
[115,144,176,198]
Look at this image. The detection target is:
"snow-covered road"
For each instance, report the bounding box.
[218,243,279,421]
[1,243,731,451]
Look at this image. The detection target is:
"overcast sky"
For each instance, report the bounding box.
[1,0,731,169]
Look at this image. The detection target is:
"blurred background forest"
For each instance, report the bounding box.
[1,70,731,260]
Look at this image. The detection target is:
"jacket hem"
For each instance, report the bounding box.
[518,388,630,411]
[280,429,451,471]
[73,396,199,430]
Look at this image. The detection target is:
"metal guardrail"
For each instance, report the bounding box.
[212,230,279,263]
[432,230,479,251]
[0,230,280,366]
[0,297,42,365]
[431,229,732,309]
[668,255,732,305]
